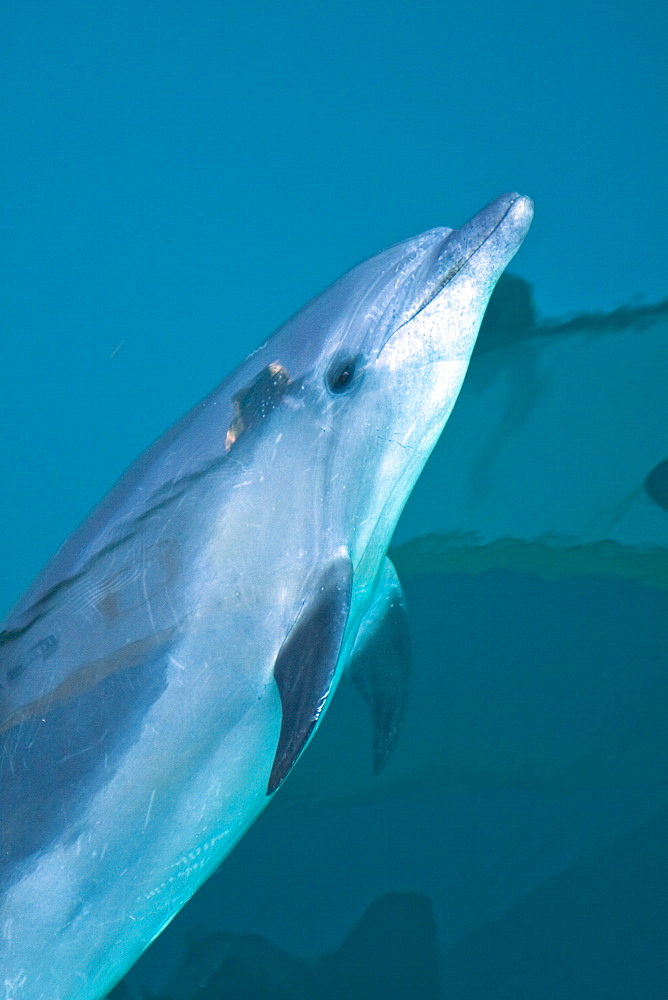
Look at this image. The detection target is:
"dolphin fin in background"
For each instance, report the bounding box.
[347,558,410,774]
[268,557,353,794]
[320,891,439,1000]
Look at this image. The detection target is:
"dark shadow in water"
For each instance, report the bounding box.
[109,892,439,1000]
[475,272,538,352]
[476,272,668,356]
[645,459,668,511]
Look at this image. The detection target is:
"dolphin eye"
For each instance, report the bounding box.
[327,356,360,394]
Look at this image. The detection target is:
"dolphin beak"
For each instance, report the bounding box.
[405,192,534,323]
[434,192,533,284]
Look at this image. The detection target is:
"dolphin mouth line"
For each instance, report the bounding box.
[426,194,522,303]
[383,193,523,348]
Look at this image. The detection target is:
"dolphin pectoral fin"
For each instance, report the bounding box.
[347,557,410,774]
[267,556,353,795]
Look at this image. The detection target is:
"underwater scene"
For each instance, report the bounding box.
[2,2,666,999]
[106,279,668,1000]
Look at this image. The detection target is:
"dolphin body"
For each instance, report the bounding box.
[0,193,532,999]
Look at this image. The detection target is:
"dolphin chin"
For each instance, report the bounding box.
[0,193,533,1000]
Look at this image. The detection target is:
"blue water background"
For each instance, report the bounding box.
[2,3,667,997]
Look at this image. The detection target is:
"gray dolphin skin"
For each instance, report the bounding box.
[0,193,533,999]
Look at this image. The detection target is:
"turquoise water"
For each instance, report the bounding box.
[2,3,667,998]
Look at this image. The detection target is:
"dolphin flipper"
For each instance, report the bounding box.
[348,557,411,774]
[268,556,353,794]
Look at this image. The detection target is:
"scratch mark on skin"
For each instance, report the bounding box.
[142,569,157,634]
[376,434,414,451]
[59,729,109,765]
[144,789,156,830]
[161,583,178,628]
[4,970,27,999]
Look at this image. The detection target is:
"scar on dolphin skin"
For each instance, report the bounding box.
[225,362,293,452]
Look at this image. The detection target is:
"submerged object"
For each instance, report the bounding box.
[0,192,532,999]
[645,459,668,511]
[129,891,439,1000]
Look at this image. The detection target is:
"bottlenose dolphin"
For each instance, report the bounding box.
[0,192,533,999]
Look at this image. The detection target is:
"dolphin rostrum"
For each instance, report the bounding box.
[0,193,533,999]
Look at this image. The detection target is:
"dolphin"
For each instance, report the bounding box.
[0,192,533,999]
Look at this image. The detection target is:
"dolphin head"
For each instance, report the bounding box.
[235,193,533,571]
[8,195,531,608]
